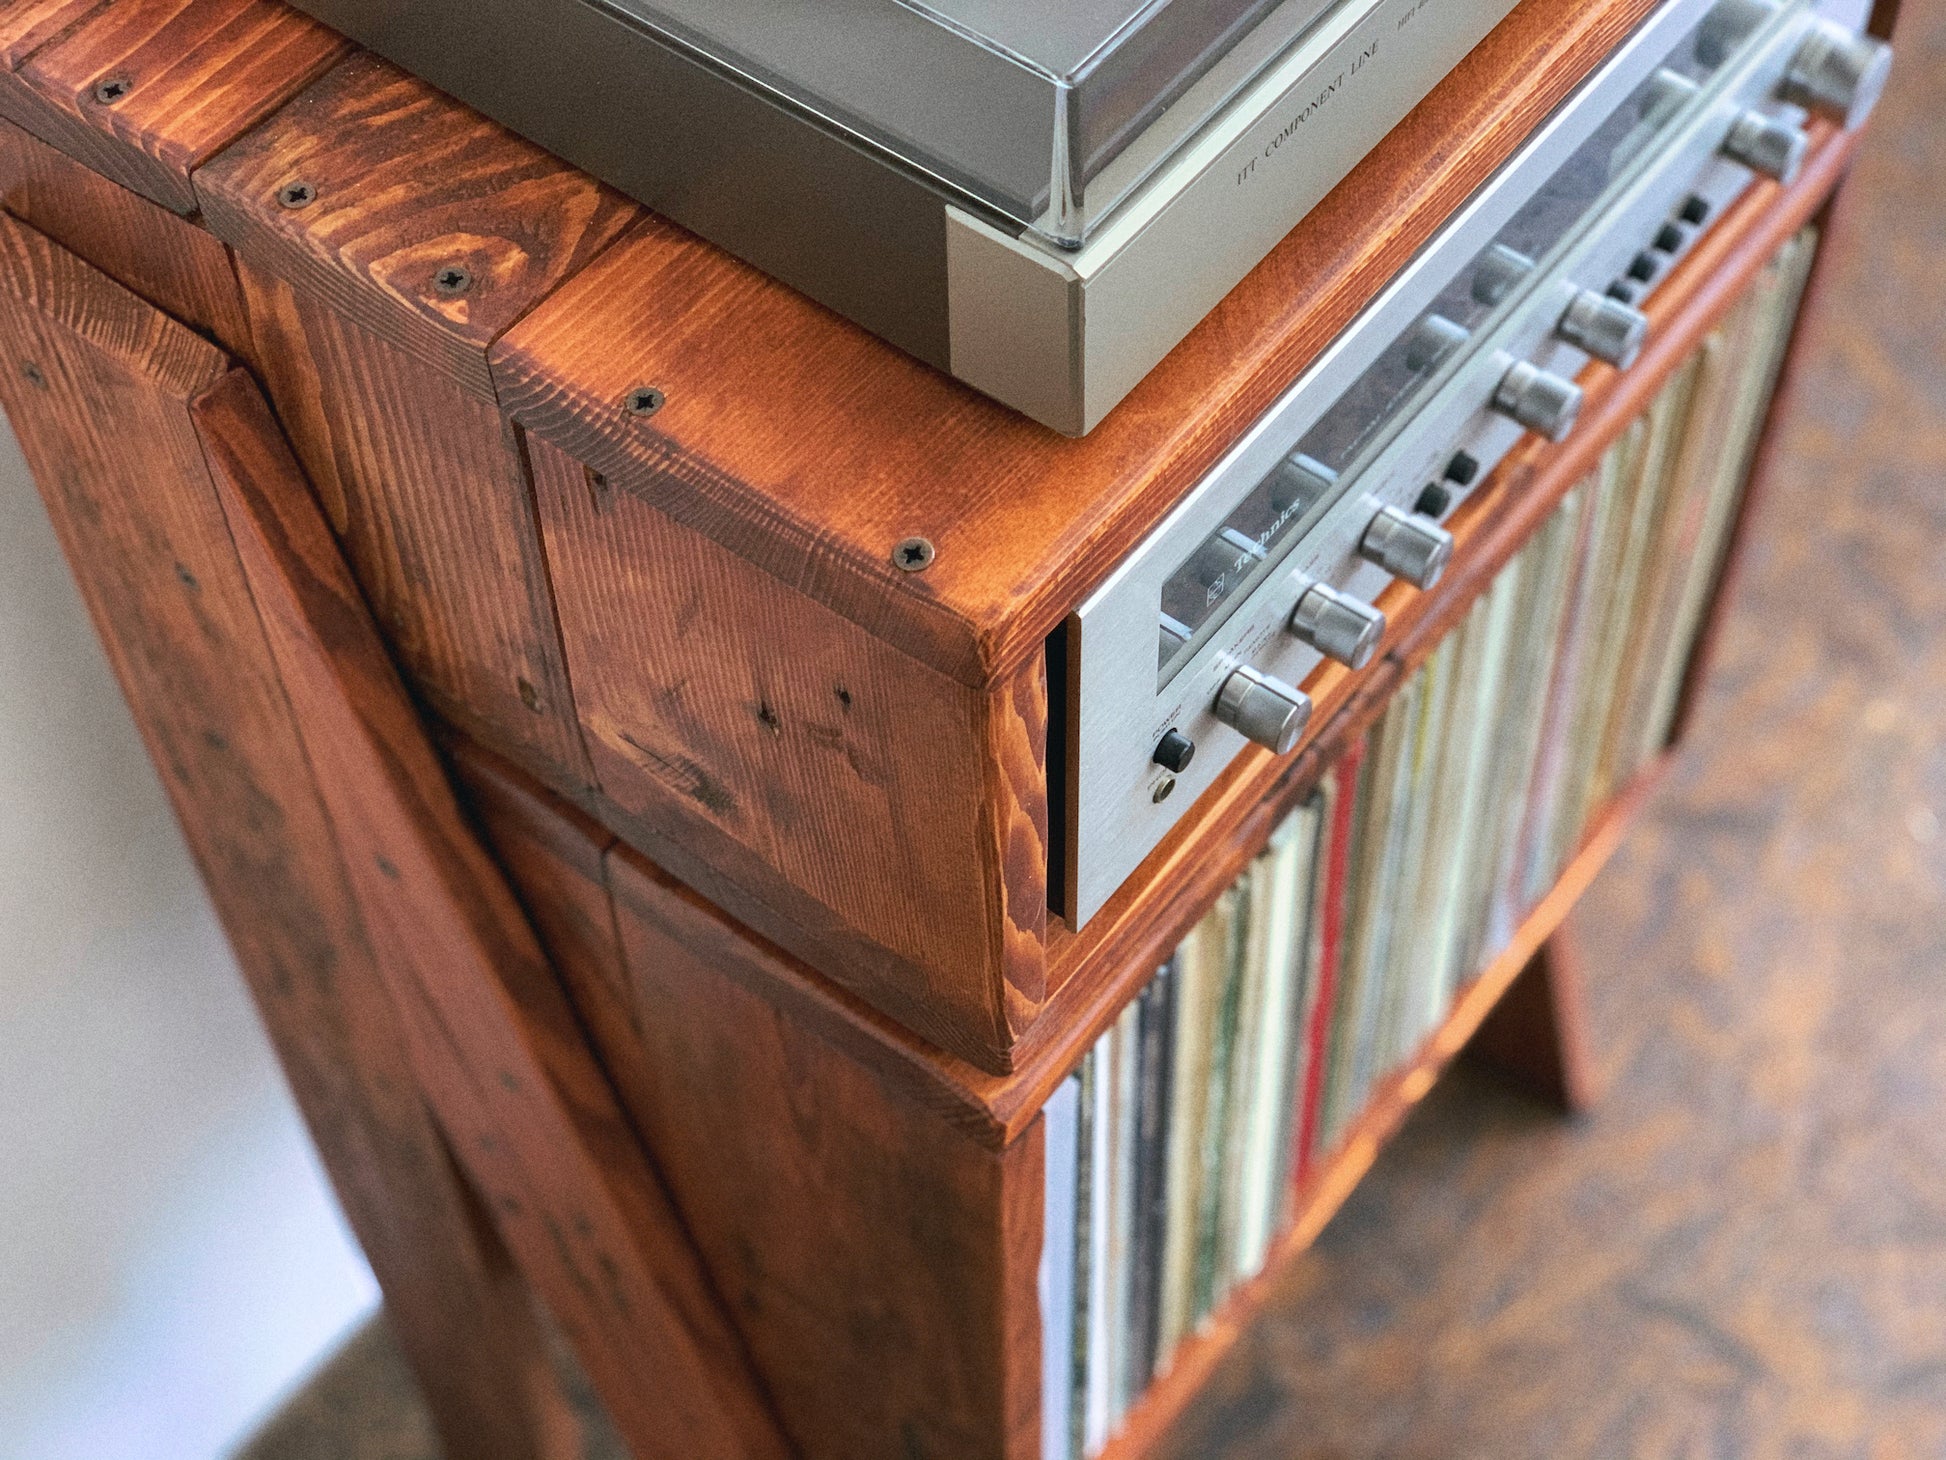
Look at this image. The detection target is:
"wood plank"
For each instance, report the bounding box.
[459,755,1050,1460]
[491,0,1660,687]
[2,0,346,213]
[522,428,1040,1072]
[189,53,640,801]
[603,839,1043,1460]
[236,259,598,797]
[1462,932,1599,1112]
[190,366,794,1460]
[0,114,251,355]
[194,51,637,400]
[0,0,102,69]
[0,209,578,1460]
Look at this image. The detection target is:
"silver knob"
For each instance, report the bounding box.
[1780,21,1892,130]
[1492,360,1583,442]
[1213,666,1312,755]
[1722,109,1809,183]
[1267,452,1337,514]
[1471,244,1536,308]
[1290,582,1385,670]
[1360,506,1453,590]
[1558,288,1649,369]
[1406,314,1471,373]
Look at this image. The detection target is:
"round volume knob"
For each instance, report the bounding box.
[1152,728,1196,774]
[1559,288,1649,369]
[1722,109,1809,183]
[1360,506,1453,590]
[1780,21,1892,130]
[1493,360,1583,442]
[1290,582,1385,670]
[1214,666,1312,755]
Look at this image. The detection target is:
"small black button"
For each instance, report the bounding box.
[1678,194,1710,226]
[1444,451,1480,486]
[1415,482,1453,518]
[1626,252,1658,283]
[1653,223,1686,254]
[1606,280,1639,304]
[1152,728,1196,774]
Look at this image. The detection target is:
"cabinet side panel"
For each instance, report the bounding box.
[604,841,1033,1460]
[237,259,597,799]
[526,431,1039,1070]
[0,212,575,1460]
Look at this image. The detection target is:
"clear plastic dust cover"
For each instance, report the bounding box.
[608,0,1343,246]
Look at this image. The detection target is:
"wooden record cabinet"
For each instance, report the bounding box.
[0,0,1899,1456]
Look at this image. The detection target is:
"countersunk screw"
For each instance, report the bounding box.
[433,264,473,297]
[277,181,317,209]
[20,361,45,389]
[623,385,665,418]
[892,537,935,573]
[91,76,132,105]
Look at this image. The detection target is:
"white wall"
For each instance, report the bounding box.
[0,419,379,1459]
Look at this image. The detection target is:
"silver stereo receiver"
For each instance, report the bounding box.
[1062,0,1887,924]
[283,0,1521,433]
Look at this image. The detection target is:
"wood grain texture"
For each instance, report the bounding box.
[457,750,1051,1460]
[195,51,637,401]
[0,0,346,212]
[604,840,1043,1460]
[524,429,1039,1071]
[1463,933,1598,1112]
[190,366,794,1460]
[187,54,640,803]
[0,210,579,1460]
[491,0,1658,687]
[0,114,251,354]
[0,0,100,69]
[236,258,596,798]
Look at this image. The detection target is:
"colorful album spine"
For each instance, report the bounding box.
[1042,230,1820,1460]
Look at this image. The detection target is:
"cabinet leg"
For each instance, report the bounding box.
[0,216,579,1460]
[1464,930,1598,1114]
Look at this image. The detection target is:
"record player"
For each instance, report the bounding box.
[285,0,1523,432]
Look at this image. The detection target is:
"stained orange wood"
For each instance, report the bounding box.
[194,51,638,399]
[0,0,345,212]
[190,366,794,1460]
[0,115,251,354]
[599,839,1043,1460]
[522,429,1043,1072]
[0,0,102,69]
[1463,932,1599,1112]
[460,747,1051,1459]
[0,210,576,1460]
[491,0,1659,687]
[189,52,644,802]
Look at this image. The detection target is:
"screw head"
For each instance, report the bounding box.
[276,181,317,209]
[91,76,131,105]
[432,264,473,298]
[892,537,936,573]
[623,386,665,418]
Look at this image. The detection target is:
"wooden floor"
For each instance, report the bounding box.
[241,4,1946,1456]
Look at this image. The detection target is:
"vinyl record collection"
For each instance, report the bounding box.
[1041,229,1817,1460]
